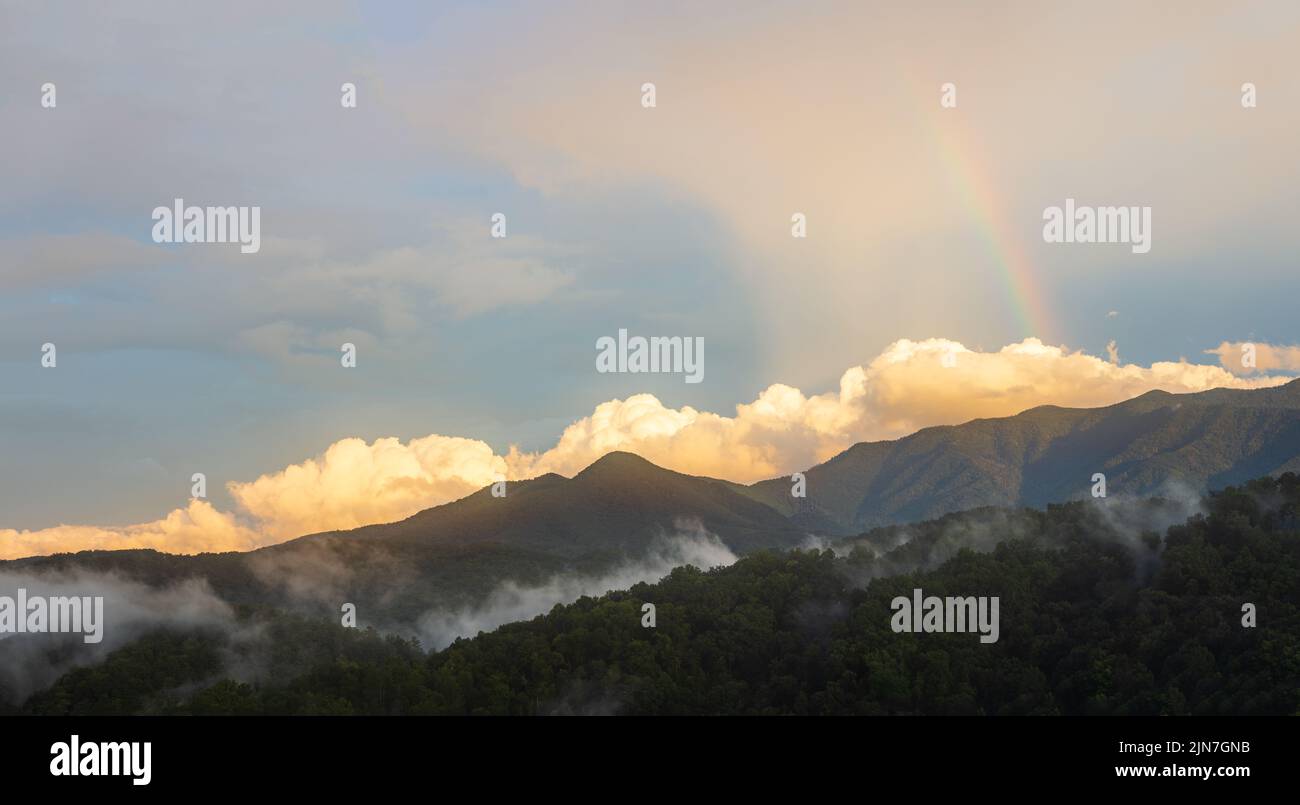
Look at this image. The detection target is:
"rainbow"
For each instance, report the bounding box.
[910,77,1056,341]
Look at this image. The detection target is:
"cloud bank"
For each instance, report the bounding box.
[2,337,1291,559]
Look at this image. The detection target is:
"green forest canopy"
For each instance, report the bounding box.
[14,474,1300,716]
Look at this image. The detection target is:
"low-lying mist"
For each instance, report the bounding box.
[0,483,1229,707]
[835,480,1208,586]
[415,518,737,650]
[0,570,235,704]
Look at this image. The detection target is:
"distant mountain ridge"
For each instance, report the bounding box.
[6,379,1300,623]
[745,378,1300,533]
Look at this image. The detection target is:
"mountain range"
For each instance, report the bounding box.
[746,378,1300,533]
[6,379,1300,623]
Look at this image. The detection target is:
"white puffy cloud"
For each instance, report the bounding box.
[1,338,1291,559]
[1205,341,1300,375]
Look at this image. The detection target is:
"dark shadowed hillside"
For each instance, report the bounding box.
[283,450,805,556]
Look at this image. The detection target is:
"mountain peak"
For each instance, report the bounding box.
[575,450,663,479]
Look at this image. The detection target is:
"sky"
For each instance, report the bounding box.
[1,0,1298,557]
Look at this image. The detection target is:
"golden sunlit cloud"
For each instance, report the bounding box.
[2,338,1291,559]
[228,435,506,542]
[0,500,262,559]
